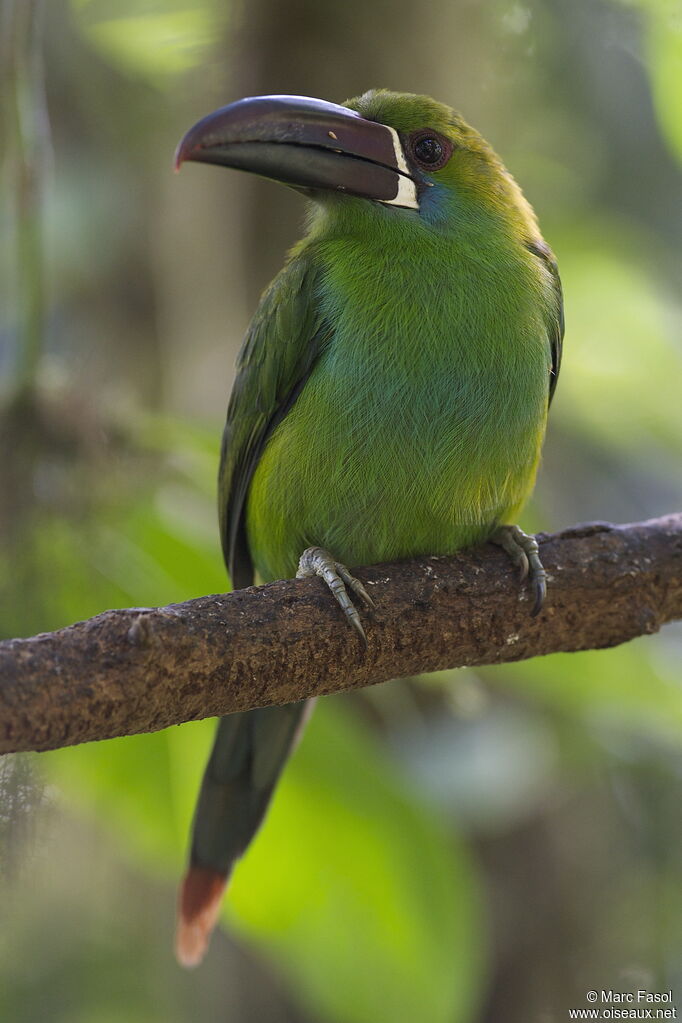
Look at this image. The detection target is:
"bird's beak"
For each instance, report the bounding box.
[175,95,418,210]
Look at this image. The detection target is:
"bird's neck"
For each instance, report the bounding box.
[298,212,548,375]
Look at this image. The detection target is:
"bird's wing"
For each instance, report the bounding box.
[528,239,564,405]
[219,251,330,589]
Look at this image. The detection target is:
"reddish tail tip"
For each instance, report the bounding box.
[175,865,228,968]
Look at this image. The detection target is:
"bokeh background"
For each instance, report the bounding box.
[1,1,682,1020]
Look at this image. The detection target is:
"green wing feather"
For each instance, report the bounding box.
[527,238,564,405]
[218,251,331,588]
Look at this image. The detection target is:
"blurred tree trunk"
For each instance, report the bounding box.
[1,0,49,395]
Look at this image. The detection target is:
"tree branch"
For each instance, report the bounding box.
[1,514,681,755]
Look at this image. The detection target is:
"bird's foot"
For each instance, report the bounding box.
[490,524,547,616]
[297,546,375,642]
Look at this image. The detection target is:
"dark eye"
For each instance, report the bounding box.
[414,137,442,164]
[409,131,452,171]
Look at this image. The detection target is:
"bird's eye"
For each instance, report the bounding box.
[409,131,452,172]
[415,137,442,163]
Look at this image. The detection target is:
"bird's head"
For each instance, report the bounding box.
[175,89,537,236]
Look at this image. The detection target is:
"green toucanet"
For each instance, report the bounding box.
[173,90,564,965]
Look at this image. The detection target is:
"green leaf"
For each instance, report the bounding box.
[44,719,215,873]
[69,2,227,82]
[552,232,682,454]
[486,638,682,746]
[613,1,682,166]
[646,13,682,165]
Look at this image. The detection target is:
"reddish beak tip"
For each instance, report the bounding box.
[173,138,192,173]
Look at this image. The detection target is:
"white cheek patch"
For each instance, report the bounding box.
[381,126,419,210]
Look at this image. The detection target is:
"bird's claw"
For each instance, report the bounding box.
[297,546,373,642]
[334,562,375,610]
[491,525,547,616]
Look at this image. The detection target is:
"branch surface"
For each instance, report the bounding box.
[1,515,681,754]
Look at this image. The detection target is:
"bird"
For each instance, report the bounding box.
[173,89,563,966]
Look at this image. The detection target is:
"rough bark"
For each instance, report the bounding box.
[1,514,681,755]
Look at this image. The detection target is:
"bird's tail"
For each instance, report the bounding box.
[175,700,313,967]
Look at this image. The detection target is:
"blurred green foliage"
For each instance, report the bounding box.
[622,0,682,163]
[70,0,228,82]
[47,704,482,1023]
[1,0,682,1020]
